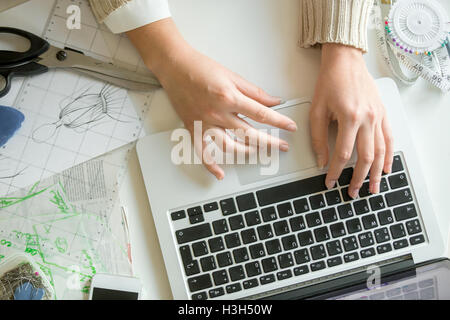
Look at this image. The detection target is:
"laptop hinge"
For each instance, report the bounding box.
[245,254,415,300]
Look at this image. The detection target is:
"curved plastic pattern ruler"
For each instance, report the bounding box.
[374,0,450,92]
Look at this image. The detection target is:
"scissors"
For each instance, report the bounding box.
[0,27,161,98]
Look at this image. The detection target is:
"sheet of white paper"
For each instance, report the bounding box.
[0,0,154,196]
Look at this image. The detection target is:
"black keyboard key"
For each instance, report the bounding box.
[180,248,200,276]
[278,253,295,268]
[325,190,341,206]
[229,265,245,281]
[265,239,282,255]
[171,210,186,221]
[406,220,422,235]
[217,252,233,268]
[394,204,417,221]
[282,235,299,251]
[359,182,371,198]
[245,211,261,226]
[377,243,392,254]
[306,212,322,228]
[192,241,208,257]
[369,196,386,211]
[393,239,409,249]
[321,208,338,224]
[229,215,245,231]
[294,265,309,276]
[274,220,290,236]
[410,235,425,245]
[190,214,204,224]
[293,198,309,214]
[390,224,406,239]
[309,194,326,210]
[388,173,408,190]
[262,257,278,273]
[337,204,354,219]
[386,188,413,207]
[374,227,390,243]
[226,283,242,294]
[212,270,229,286]
[261,207,277,222]
[289,216,306,232]
[277,269,293,280]
[243,279,259,290]
[341,187,353,202]
[362,214,378,230]
[236,193,257,212]
[200,256,216,272]
[176,223,212,245]
[298,230,314,246]
[294,248,311,264]
[224,233,241,248]
[256,174,327,207]
[342,236,358,252]
[203,202,218,212]
[344,252,359,263]
[260,274,276,285]
[188,274,212,292]
[391,155,404,173]
[378,210,394,225]
[326,240,343,256]
[257,224,274,240]
[208,237,225,253]
[353,199,370,215]
[180,245,192,265]
[358,232,374,248]
[310,244,326,260]
[346,218,362,234]
[327,256,343,267]
[192,292,208,300]
[277,202,294,218]
[233,247,249,263]
[338,167,353,186]
[360,248,376,258]
[187,206,202,217]
[220,198,237,216]
[310,261,326,272]
[380,178,389,192]
[314,226,330,242]
[245,261,262,277]
[241,228,258,244]
[249,243,266,259]
[212,219,228,235]
[330,222,346,238]
[209,287,225,298]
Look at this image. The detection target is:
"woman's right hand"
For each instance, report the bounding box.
[128,18,297,180]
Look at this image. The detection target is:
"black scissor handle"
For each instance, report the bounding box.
[0,62,48,98]
[0,27,49,66]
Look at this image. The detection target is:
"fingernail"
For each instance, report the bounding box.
[277,98,286,105]
[317,155,326,169]
[326,180,336,190]
[371,182,380,194]
[280,143,289,152]
[287,123,297,132]
[349,187,359,199]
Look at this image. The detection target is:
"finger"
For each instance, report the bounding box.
[236,95,298,132]
[325,121,358,190]
[369,124,386,194]
[226,115,290,152]
[349,125,375,199]
[191,127,225,180]
[206,127,257,155]
[310,104,330,169]
[233,74,282,106]
[382,117,394,174]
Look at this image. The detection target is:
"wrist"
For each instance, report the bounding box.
[321,43,364,66]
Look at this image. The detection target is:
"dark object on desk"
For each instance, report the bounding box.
[0,27,161,98]
[0,105,24,147]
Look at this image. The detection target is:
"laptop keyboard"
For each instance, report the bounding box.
[171,154,427,300]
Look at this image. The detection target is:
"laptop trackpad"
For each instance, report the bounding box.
[234,101,319,186]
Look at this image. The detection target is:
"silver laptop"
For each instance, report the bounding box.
[136,78,446,300]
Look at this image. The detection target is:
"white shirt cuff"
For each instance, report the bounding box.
[103,0,171,34]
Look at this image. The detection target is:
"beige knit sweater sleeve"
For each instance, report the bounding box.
[299,0,373,53]
[89,0,132,22]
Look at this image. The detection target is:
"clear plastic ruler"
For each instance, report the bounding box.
[373,0,450,92]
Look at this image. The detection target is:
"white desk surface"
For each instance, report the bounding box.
[1,0,450,299]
